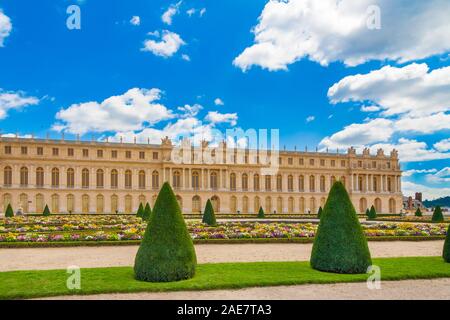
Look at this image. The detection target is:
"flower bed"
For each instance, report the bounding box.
[372,216,450,223]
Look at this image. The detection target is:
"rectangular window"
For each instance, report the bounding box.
[82,149,89,157]
[67,148,74,157]
[139,151,145,159]
[372,161,376,168]
[4,146,11,154]
[125,151,131,159]
[341,160,346,167]
[152,152,159,160]
[358,161,362,168]
[37,147,43,155]
[52,148,59,156]
[278,157,282,164]
[331,160,336,167]
[111,150,117,158]
[97,150,103,158]
[288,157,293,165]
[387,162,391,169]
[299,158,304,165]
[21,146,27,155]
[309,159,315,166]
[320,159,325,166]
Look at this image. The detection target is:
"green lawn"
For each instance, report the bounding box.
[1,256,449,299]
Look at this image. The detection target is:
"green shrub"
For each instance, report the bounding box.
[143,203,152,222]
[5,204,13,218]
[136,203,144,218]
[317,206,323,219]
[432,206,444,223]
[310,181,372,274]
[368,205,377,220]
[257,207,265,219]
[202,199,216,226]
[415,208,422,217]
[444,224,450,263]
[365,208,370,217]
[134,182,197,282]
[43,205,51,216]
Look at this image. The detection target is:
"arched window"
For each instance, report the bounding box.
[211,195,220,213]
[230,173,236,191]
[320,197,326,207]
[299,175,305,192]
[192,195,201,213]
[310,197,316,214]
[359,198,367,213]
[265,197,272,213]
[299,197,305,213]
[320,175,325,192]
[173,170,181,189]
[330,176,336,186]
[288,197,294,213]
[254,174,260,191]
[373,176,378,192]
[374,198,382,213]
[389,198,396,214]
[19,193,28,212]
[96,194,104,214]
[277,197,283,214]
[176,195,183,209]
[139,195,146,206]
[52,168,60,188]
[340,176,346,189]
[242,174,248,191]
[4,166,12,186]
[139,170,146,189]
[254,196,261,214]
[96,169,104,188]
[125,170,132,189]
[111,169,118,188]
[20,167,28,186]
[309,175,315,192]
[192,171,199,190]
[265,175,271,191]
[387,177,393,192]
[111,195,118,214]
[288,175,293,192]
[2,193,11,212]
[358,176,364,191]
[230,196,237,213]
[36,194,44,213]
[67,168,74,188]
[276,175,282,191]
[67,194,74,213]
[51,194,59,213]
[82,194,90,213]
[82,168,89,188]
[152,170,159,189]
[125,195,132,213]
[210,172,218,190]
[36,167,44,187]
[242,196,249,213]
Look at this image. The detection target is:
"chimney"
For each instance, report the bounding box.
[415,192,422,202]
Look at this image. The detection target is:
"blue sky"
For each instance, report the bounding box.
[0,0,450,199]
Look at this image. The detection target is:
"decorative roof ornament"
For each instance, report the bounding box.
[161,136,172,147]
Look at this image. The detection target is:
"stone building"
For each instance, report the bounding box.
[0,136,403,215]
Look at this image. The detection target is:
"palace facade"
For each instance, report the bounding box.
[0,136,403,216]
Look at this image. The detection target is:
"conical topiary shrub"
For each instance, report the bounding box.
[365,208,370,217]
[137,203,144,218]
[317,206,323,219]
[258,206,265,218]
[432,206,444,223]
[202,199,216,226]
[310,181,372,274]
[415,208,422,217]
[43,204,51,216]
[443,224,450,263]
[5,204,14,218]
[134,182,197,282]
[143,202,151,222]
[368,205,377,220]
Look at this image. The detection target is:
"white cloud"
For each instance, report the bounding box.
[425,167,450,183]
[0,9,12,47]
[306,116,315,123]
[360,106,380,112]
[142,30,185,58]
[54,88,174,134]
[214,98,224,106]
[403,169,438,177]
[186,7,206,18]
[402,181,450,200]
[162,1,182,25]
[234,0,450,71]
[1,133,33,139]
[130,16,140,26]
[199,8,206,17]
[434,138,450,152]
[186,8,196,17]
[181,54,190,61]
[205,111,238,126]
[177,104,202,117]
[0,90,40,119]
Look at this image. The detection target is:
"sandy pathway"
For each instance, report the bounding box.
[0,241,444,272]
[40,278,450,300]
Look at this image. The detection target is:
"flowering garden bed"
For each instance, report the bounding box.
[371,216,450,223]
[0,215,447,247]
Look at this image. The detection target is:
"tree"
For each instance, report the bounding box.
[365,208,370,217]
[257,206,265,218]
[432,206,444,223]
[142,202,152,222]
[317,206,323,219]
[136,203,144,218]
[368,205,377,220]
[134,182,197,282]
[443,224,450,263]
[5,204,13,218]
[202,199,217,226]
[43,204,51,216]
[415,208,422,217]
[310,181,372,274]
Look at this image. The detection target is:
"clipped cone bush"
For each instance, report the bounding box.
[317,206,323,219]
[310,181,372,274]
[365,208,370,217]
[257,206,265,218]
[432,206,444,223]
[143,202,151,222]
[415,208,422,217]
[368,205,377,220]
[5,204,14,218]
[444,224,450,263]
[134,182,197,282]
[202,199,216,226]
[137,203,144,218]
[43,204,51,216]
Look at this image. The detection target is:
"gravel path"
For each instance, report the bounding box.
[40,278,450,300]
[0,241,444,272]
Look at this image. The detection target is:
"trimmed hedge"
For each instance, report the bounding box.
[432,206,444,223]
[258,207,265,219]
[5,204,14,218]
[415,208,422,217]
[136,203,144,218]
[317,207,323,219]
[134,182,197,282]
[368,205,377,220]
[202,199,217,226]
[142,203,151,222]
[444,224,450,263]
[310,181,372,274]
[43,205,51,217]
